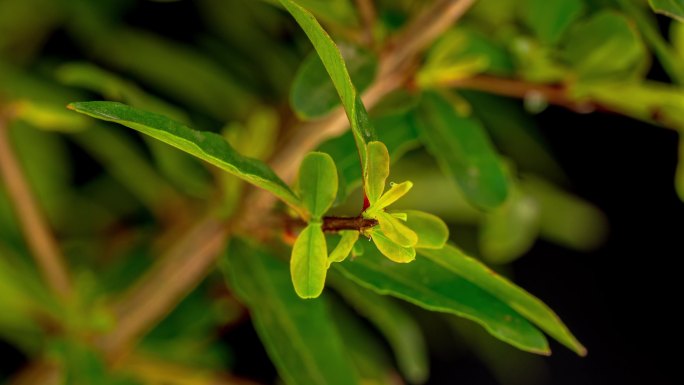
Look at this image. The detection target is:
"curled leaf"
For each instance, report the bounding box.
[291,223,328,299]
[370,229,416,263]
[366,181,413,216]
[328,231,360,265]
[376,211,418,247]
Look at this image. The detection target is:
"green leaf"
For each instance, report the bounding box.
[561,11,646,78]
[291,223,329,299]
[331,274,429,384]
[376,211,418,247]
[335,246,550,354]
[369,229,416,263]
[523,0,584,45]
[67,101,301,210]
[223,239,359,385]
[291,47,377,119]
[278,0,376,165]
[419,245,586,356]
[365,141,390,204]
[298,152,339,219]
[14,100,89,132]
[328,231,360,265]
[403,210,449,249]
[479,188,540,264]
[649,0,684,22]
[367,181,413,215]
[415,92,509,210]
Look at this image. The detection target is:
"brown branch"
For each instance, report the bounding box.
[0,108,72,299]
[355,0,377,46]
[288,216,377,233]
[101,0,477,359]
[445,74,599,113]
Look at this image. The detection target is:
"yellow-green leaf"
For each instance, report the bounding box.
[328,231,359,265]
[370,229,416,263]
[376,212,418,248]
[291,223,329,299]
[367,181,413,215]
[298,152,338,219]
[403,210,449,249]
[365,141,390,204]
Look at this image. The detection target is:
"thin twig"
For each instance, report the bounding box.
[355,0,377,46]
[0,109,72,299]
[102,0,478,358]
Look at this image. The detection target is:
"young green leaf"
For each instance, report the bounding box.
[298,152,338,219]
[335,246,550,355]
[419,245,586,356]
[328,231,359,265]
[369,229,416,263]
[67,101,301,210]
[223,239,360,385]
[291,223,329,299]
[415,92,510,210]
[331,274,429,384]
[365,141,390,204]
[403,210,449,249]
[649,0,684,22]
[277,0,376,164]
[376,211,418,248]
[291,47,377,119]
[366,181,413,215]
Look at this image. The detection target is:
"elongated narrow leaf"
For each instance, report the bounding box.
[221,239,360,385]
[649,0,684,22]
[291,223,328,299]
[291,47,377,119]
[419,245,586,356]
[331,274,429,384]
[335,246,550,354]
[416,92,509,210]
[278,0,376,164]
[298,152,338,219]
[328,231,359,264]
[365,141,390,204]
[68,101,300,209]
[403,210,449,249]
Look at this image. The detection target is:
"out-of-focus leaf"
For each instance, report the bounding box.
[278,0,376,164]
[479,187,541,264]
[561,11,646,78]
[298,152,338,219]
[403,210,449,249]
[510,37,568,83]
[223,239,359,385]
[415,92,510,210]
[677,135,684,201]
[649,0,684,21]
[320,113,420,205]
[461,91,567,183]
[0,0,61,61]
[291,47,377,119]
[419,245,586,356]
[331,274,429,384]
[291,223,329,299]
[521,176,608,251]
[292,0,359,26]
[13,101,89,132]
[335,246,550,354]
[523,0,584,45]
[68,102,301,210]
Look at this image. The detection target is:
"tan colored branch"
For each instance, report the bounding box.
[355,0,377,46]
[0,109,72,299]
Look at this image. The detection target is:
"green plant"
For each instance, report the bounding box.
[1,0,683,384]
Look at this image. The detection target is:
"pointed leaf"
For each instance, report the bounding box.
[367,181,413,215]
[335,246,550,355]
[403,210,449,249]
[419,245,586,356]
[328,231,359,265]
[365,141,390,204]
[376,211,418,247]
[68,101,300,209]
[291,223,329,299]
[370,229,416,263]
[277,0,376,165]
[223,239,360,385]
[298,152,338,219]
[415,92,509,210]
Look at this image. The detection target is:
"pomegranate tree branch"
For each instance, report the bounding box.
[0,109,72,299]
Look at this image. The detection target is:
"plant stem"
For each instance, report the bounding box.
[355,0,377,46]
[0,109,72,299]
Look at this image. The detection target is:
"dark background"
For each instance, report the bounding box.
[2,1,682,384]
